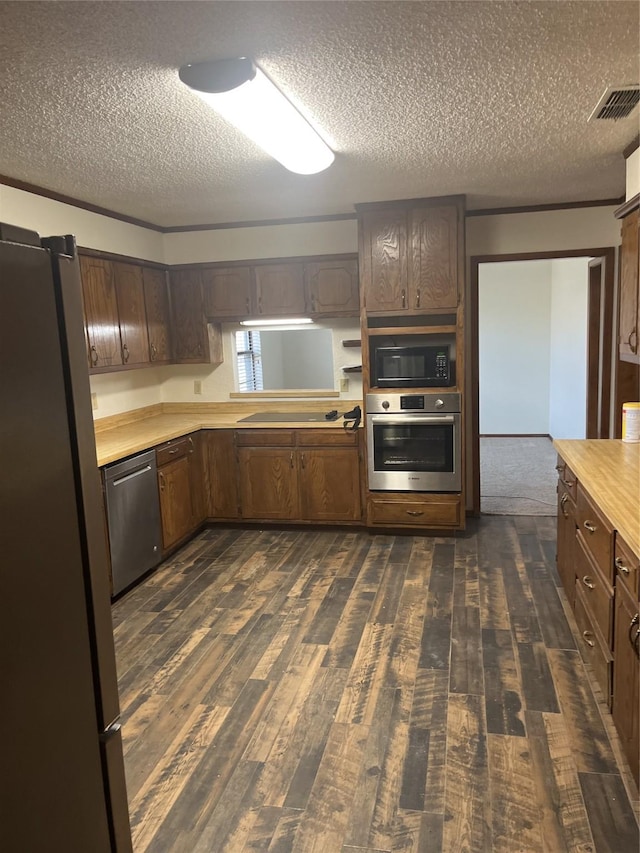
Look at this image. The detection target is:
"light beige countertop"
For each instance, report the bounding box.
[93,402,363,467]
[554,439,640,556]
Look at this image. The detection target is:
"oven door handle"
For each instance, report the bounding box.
[369,415,456,425]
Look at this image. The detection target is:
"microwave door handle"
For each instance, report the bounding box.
[370,415,456,425]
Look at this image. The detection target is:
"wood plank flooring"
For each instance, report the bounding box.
[112,517,639,852]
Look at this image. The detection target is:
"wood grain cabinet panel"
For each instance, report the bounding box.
[557,481,577,607]
[143,267,172,364]
[79,255,122,368]
[157,455,194,550]
[254,263,306,317]
[618,208,639,362]
[169,270,223,364]
[202,266,253,319]
[409,204,459,310]
[238,446,299,520]
[360,209,408,313]
[113,261,150,366]
[299,447,362,522]
[304,258,359,316]
[187,432,207,528]
[204,430,240,520]
[612,581,639,787]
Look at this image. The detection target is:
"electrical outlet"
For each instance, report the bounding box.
[91,392,98,410]
[194,380,202,395]
[340,377,349,392]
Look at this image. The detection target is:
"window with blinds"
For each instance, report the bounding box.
[235,330,263,391]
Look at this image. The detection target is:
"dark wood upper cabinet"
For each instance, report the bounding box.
[143,267,172,364]
[169,269,223,364]
[360,208,408,313]
[618,207,639,362]
[409,204,459,310]
[202,266,253,319]
[112,261,150,366]
[254,262,306,317]
[79,255,123,369]
[304,258,359,316]
[358,197,463,314]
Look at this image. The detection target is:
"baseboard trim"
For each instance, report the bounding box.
[480,433,551,439]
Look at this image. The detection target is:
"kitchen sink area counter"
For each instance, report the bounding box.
[94,402,364,467]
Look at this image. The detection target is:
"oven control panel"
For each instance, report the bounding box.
[366,392,461,414]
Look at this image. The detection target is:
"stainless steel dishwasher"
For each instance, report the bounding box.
[103,449,162,596]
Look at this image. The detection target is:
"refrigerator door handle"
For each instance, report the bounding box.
[99,720,122,743]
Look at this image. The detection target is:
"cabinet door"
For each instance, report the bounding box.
[557,484,577,607]
[612,582,639,787]
[113,262,149,366]
[299,447,362,522]
[157,456,194,550]
[360,209,408,313]
[202,266,253,319]
[187,432,207,528]
[409,205,459,310]
[169,270,209,363]
[238,447,298,519]
[254,263,306,317]
[143,267,172,363]
[619,209,639,360]
[79,256,122,368]
[205,430,240,519]
[304,258,359,316]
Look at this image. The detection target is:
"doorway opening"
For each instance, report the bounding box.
[469,247,615,516]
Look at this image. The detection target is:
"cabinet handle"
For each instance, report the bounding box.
[615,556,630,575]
[122,343,130,363]
[188,436,194,453]
[581,630,595,648]
[401,289,406,308]
[583,520,597,533]
[158,471,165,491]
[629,327,638,354]
[560,477,575,488]
[415,288,420,308]
[628,614,639,647]
[90,345,99,366]
[301,453,305,469]
[555,464,564,472]
[150,343,157,361]
[290,452,294,468]
[406,510,424,517]
[560,494,569,518]
[168,447,179,455]
[582,575,595,590]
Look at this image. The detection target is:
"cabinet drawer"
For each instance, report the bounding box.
[368,494,461,528]
[235,430,295,447]
[614,533,639,598]
[574,584,613,705]
[576,485,613,583]
[296,429,359,447]
[156,436,191,466]
[555,456,577,502]
[576,533,613,646]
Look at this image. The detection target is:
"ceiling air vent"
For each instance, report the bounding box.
[588,85,640,121]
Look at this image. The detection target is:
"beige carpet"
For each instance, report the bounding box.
[480,437,557,516]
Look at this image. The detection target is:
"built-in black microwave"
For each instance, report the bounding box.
[372,344,454,388]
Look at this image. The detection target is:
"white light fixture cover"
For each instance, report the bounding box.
[179,59,334,174]
[239,317,314,326]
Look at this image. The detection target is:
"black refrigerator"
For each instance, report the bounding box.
[0,224,132,851]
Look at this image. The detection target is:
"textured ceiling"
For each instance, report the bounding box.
[0,1,638,227]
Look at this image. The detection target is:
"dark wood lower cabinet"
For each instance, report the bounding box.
[299,446,361,522]
[157,455,194,550]
[612,581,640,787]
[204,430,240,519]
[557,482,577,607]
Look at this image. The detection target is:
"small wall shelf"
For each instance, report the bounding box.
[342,365,363,373]
[342,339,361,348]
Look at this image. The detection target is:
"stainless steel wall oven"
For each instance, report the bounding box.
[366,393,461,492]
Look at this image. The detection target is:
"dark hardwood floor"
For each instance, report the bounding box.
[112,517,639,852]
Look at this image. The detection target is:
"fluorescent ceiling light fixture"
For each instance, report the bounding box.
[239,317,314,326]
[179,58,335,174]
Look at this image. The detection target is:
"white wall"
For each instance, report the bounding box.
[479,260,552,434]
[163,219,358,264]
[548,258,589,439]
[0,184,165,262]
[627,148,640,200]
[89,369,164,418]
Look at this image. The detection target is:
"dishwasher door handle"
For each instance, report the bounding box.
[111,464,152,487]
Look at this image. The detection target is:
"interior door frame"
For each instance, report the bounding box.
[468,246,616,515]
